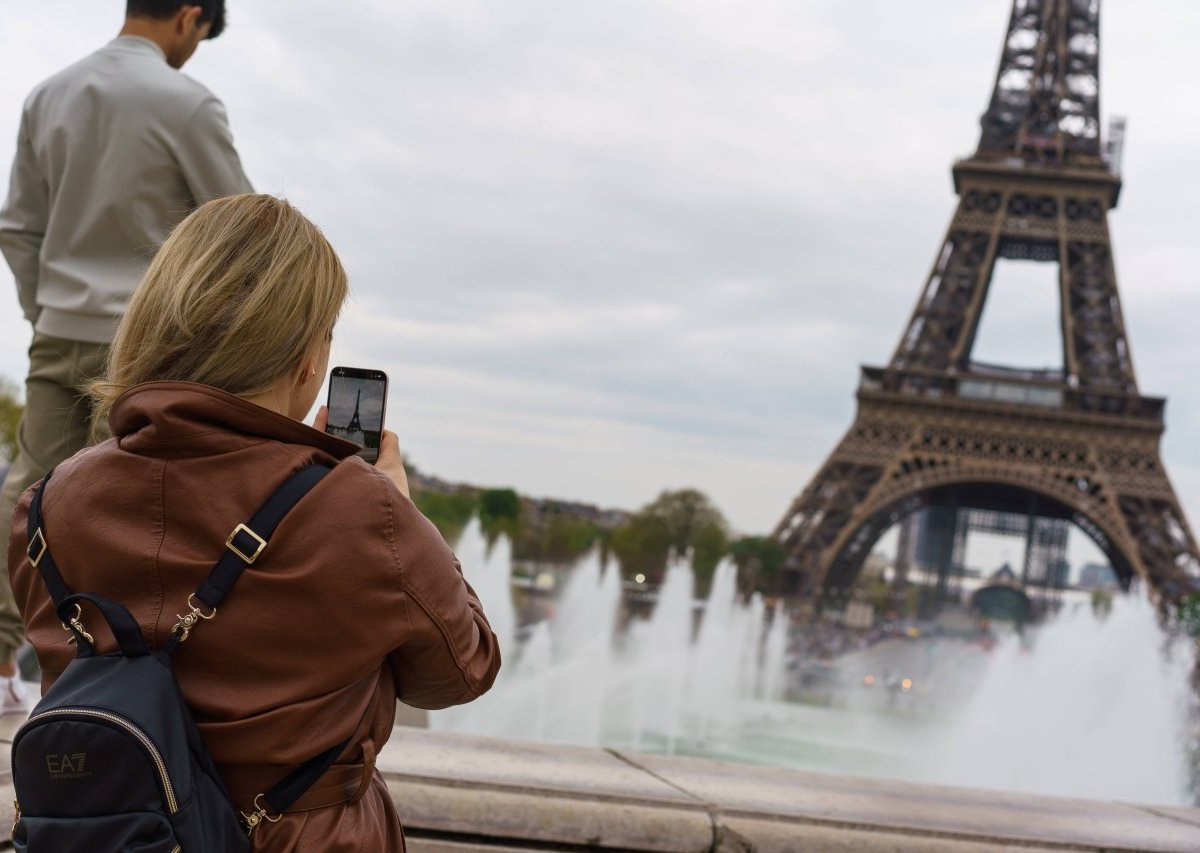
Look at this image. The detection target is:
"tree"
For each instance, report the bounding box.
[612,489,729,587]
[514,513,602,565]
[730,536,786,597]
[411,489,477,545]
[690,521,728,594]
[611,513,672,582]
[478,488,521,541]
[1177,592,1200,636]
[0,378,21,464]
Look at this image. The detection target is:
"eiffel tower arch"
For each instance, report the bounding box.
[775,0,1200,605]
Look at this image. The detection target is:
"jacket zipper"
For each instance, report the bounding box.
[20,708,179,814]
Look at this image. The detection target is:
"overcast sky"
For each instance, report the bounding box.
[2,0,1199,541]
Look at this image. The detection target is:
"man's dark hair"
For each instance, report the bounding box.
[126,1,226,40]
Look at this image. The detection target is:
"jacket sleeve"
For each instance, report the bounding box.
[385,486,501,710]
[177,96,254,205]
[0,111,47,324]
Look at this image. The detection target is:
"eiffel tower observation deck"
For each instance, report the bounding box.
[774,0,1200,606]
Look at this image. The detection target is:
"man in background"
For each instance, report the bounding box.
[0,0,253,709]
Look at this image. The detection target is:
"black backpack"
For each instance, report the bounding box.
[11,464,346,852]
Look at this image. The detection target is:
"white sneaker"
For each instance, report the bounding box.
[0,674,32,715]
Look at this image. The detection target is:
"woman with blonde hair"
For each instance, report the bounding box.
[7,194,500,850]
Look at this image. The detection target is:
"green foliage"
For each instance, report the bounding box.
[411,489,478,545]
[690,521,728,593]
[612,489,729,588]
[478,488,521,540]
[612,513,672,581]
[514,513,602,565]
[0,378,21,464]
[479,488,521,521]
[730,536,787,596]
[542,515,600,562]
[1178,592,1200,637]
[414,480,736,593]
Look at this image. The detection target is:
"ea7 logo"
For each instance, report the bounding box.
[45,753,87,775]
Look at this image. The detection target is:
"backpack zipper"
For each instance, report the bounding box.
[20,708,178,814]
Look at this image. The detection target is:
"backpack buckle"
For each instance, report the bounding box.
[242,794,282,837]
[27,529,47,567]
[60,603,94,647]
[170,595,217,643]
[226,523,267,564]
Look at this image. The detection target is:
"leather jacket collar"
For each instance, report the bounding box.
[110,381,361,459]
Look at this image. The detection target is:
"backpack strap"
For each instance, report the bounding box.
[163,463,330,655]
[29,464,331,656]
[263,739,350,813]
[27,468,70,606]
[57,592,151,658]
[29,469,105,655]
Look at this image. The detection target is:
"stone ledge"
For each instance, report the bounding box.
[385,728,1200,853]
[380,729,713,852]
[1,722,1198,851]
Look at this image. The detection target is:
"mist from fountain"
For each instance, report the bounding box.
[456,517,516,660]
[762,599,789,702]
[429,520,1196,806]
[430,522,789,752]
[620,558,694,752]
[928,591,1196,804]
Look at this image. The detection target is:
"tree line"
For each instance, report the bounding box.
[413,481,787,598]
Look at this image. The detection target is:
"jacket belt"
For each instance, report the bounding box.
[224,745,376,814]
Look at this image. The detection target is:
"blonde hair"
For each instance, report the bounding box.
[92,194,348,430]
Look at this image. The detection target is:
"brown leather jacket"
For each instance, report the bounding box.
[8,382,501,851]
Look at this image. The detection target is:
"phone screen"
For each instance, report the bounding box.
[325,367,388,463]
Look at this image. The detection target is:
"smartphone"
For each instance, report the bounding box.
[324,366,388,464]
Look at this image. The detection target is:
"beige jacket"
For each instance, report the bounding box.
[0,36,253,343]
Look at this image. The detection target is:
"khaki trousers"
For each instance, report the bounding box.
[0,332,109,664]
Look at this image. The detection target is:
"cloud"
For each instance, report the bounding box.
[2,0,1200,540]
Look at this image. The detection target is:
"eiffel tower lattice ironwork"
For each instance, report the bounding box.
[347,390,363,433]
[774,0,1200,604]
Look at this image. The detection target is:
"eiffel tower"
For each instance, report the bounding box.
[347,389,363,433]
[774,0,1200,605]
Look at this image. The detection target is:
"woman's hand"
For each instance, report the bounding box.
[375,431,411,498]
[311,406,410,497]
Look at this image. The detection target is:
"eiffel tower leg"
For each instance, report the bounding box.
[775,413,908,599]
[773,456,886,599]
[1020,494,1037,587]
[928,502,958,612]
